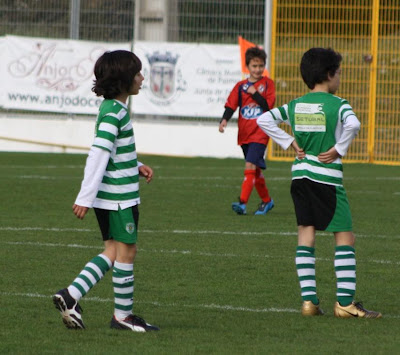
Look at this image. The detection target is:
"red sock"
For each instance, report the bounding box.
[255,168,271,203]
[239,169,256,204]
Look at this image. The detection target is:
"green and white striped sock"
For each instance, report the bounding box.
[68,254,112,301]
[296,246,318,305]
[335,245,356,306]
[113,261,134,320]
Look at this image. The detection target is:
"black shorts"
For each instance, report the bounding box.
[290,178,352,232]
[94,205,139,242]
[241,142,267,169]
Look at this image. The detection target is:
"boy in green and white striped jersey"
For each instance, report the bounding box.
[53,50,160,332]
[257,48,381,318]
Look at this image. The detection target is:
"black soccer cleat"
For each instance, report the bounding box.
[53,288,85,329]
[110,314,160,332]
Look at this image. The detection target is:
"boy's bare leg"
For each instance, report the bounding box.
[297,225,316,247]
[115,241,137,263]
[102,239,117,262]
[334,231,355,246]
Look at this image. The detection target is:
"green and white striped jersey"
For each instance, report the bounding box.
[92,99,140,209]
[257,92,361,186]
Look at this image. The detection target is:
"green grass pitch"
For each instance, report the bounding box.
[1,152,400,354]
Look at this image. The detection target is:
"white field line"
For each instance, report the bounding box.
[1,226,400,240]
[3,165,84,169]
[2,291,398,318]
[4,239,400,266]
[0,291,298,314]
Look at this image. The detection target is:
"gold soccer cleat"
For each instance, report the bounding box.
[301,301,324,316]
[334,301,382,318]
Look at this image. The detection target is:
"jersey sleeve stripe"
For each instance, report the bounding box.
[101,115,119,126]
[98,122,118,136]
[277,105,289,121]
[93,137,114,152]
[116,144,136,155]
[97,130,116,143]
[119,129,134,139]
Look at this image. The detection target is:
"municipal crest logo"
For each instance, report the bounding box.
[126,223,135,234]
[143,51,187,104]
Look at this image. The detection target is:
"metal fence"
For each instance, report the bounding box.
[1,0,399,165]
[0,0,136,41]
[0,0,265,43]
[270,0,400,165]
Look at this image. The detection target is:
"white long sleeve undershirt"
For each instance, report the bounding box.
[257,112,295,150]
[74,146,144,208]
[74,146,110,208]
[334,115,361,157]
[257,111,360,157]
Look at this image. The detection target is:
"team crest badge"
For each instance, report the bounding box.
[144,51,187,104]
[147,51,179,99]
[126,223,135,234]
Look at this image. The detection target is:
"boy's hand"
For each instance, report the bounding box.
[72,204,89,220]
[246,85,257,95]
[291,140,305,159]
[219,119,227,133]
[139,165,153,183]
[318,147,340,163]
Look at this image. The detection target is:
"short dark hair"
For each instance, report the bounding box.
[92,50,142,99]
[300,48,342,90]
[245,46,267,66]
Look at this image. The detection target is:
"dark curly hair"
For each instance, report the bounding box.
[300,48,342,90]
[92,50,142,99]
[245,46,267,66]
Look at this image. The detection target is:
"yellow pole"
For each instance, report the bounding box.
[267,0,277,161]
[367,0,380,163]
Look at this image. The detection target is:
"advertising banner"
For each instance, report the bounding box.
[0,36,243,117]
[0,35,129,114]
[133,41,242,117]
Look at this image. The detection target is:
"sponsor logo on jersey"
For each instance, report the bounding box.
[240,103,263,119]
[294,103,326,132]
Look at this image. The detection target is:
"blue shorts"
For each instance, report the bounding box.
[241,142,267,169]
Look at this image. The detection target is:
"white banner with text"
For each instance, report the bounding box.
[0,35,129,114]
[0,36,242,117]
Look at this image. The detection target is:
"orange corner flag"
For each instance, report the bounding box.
[238,36,269,77]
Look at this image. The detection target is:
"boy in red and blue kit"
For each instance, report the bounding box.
[219,46,275,215]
